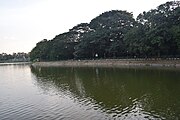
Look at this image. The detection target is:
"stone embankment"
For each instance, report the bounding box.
[32,59,180,68]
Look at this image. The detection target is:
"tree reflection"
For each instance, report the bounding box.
[31,66,180,119]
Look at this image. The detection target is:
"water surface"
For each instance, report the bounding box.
[0,64,180,120]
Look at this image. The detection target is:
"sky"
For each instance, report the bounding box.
[0,0,170,54]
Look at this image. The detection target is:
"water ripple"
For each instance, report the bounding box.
[1,66,180,119]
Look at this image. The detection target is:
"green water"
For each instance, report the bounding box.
[31,66,180,119]
[0,64,180,119]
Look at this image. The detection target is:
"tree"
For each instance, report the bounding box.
[30,1,180,61]
[30,39,50,61]
[74,10,136,59]
[129,1,180,58]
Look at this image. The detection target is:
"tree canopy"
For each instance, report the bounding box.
[30,1,180,61]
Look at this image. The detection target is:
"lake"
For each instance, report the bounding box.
[0,64,180,120]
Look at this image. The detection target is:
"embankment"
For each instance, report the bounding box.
[32,59,180,68]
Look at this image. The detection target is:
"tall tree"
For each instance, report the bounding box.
[75,10,136,59]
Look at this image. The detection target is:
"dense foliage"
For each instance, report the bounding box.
[0,52,29,62]
[30,1,180,61]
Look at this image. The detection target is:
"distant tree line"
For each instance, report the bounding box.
[30,1,180,61]
[0,52,30,62]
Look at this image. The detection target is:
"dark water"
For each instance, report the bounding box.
[0,64,180,120]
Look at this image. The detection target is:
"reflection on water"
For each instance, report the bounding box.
[0,64,180,120]
[31,66,180,120]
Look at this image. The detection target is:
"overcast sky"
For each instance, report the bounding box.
[0,0,170,54]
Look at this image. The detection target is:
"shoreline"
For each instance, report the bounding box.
[32,59,180,68]
[0,62,31,66]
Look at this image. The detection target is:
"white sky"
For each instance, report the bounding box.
[0,0,170,54]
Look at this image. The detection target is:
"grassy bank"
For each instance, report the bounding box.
[32,59,180,68]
